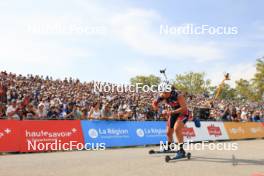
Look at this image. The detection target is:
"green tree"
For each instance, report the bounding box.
[173,72,211,94]
[218,83,238,100]
[235,79,256,101]
[252,57,264,100]
[130,74,161,86]
[234,58,264,102]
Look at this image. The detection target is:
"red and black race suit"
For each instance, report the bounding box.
[155,90,188,128]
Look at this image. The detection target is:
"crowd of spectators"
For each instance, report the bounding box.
[0,71,263,122]
[186,94,263,122]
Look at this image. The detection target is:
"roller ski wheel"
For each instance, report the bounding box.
[165,155,171,162]
[187,152,191,160]
[148,149,155,154]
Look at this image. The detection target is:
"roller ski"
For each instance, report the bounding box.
[148,148,176,154]
[165,150,191,162]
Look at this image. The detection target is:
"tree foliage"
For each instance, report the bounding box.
[235,79,254,100]
[252,57,264,100]
[218,83,237,100]
[173,72,211,95]
[130,75,161,86]
[129,58,263,102]
[235,57,264,102]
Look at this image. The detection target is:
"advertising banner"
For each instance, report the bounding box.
[202,122,229,141]
[0,120,21,152]
[19,120,84,152]
[181,122,228,142]
[224,122,264,140]
[1,120,263,152]
[82,121,231,148]
[182,122,208,142]
[81,120,167,147]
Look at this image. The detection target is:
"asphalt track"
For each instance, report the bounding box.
[0,140,264,176]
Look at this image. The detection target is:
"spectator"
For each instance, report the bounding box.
[89,102,101,119]
[6,99,20,120]
[81,107,89,120]
[24,103,37,119]
[241,107,248,122]
[231,106,240,122]
[252,110,261,122]
[0,71,263,121]
[47,106,60,119]
[101,103,113,119]
[0,103,6,119]
[65,103,77,119]
[0,81,7,104]
[221,106,231,121]
[36,103,47,119]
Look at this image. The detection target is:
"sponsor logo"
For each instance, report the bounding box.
[25,129,76,138]
[250,127,262,134]
[207,125,222,137]
[136,128,165,137]
[230,127,245,134]
[182,127,195,138]
[136,128,145,137]
[88,128,129,139]
[88,129,99,139]
[0,128,12,139]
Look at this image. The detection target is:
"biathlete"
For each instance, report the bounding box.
[152,86,193,158]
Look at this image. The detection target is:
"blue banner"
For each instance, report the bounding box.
[81,120,167,147]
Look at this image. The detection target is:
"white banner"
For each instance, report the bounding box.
[173,121,229,143]
[202,122,229,141]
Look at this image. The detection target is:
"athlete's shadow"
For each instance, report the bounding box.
[188,156,264,166]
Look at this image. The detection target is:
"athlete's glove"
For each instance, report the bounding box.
[193,117,201,128]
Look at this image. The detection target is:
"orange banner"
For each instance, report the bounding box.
[224,122,264,140]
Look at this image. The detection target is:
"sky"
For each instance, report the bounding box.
[0,0,263,86]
